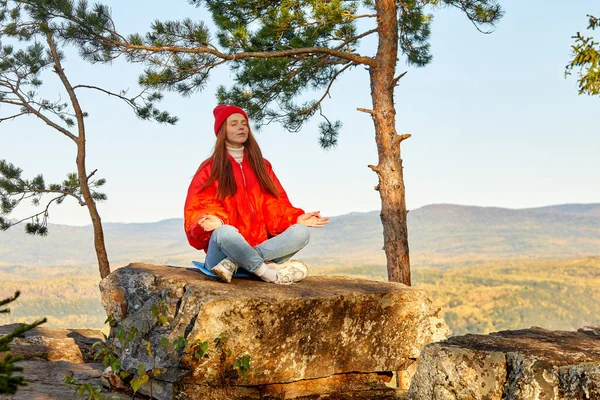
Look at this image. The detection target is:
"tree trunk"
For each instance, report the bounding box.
[370,0,411,285]
[76,144,111,280]
[46,33,111,280]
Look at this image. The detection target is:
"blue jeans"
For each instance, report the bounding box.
[203,224,310,273]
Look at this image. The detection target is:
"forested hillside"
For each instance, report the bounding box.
[2,256,598,336]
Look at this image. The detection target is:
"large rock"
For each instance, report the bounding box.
[99,263,450,399]
[0,324,104,364]
[408,326,600,400]
[0,325,132,400]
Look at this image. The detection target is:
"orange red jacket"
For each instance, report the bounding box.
[184,155,304,252]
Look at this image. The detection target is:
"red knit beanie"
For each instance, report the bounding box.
[213,104,248,135]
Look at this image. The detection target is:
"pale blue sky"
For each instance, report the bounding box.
[2,0,598,226]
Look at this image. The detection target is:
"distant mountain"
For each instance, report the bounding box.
[526,203,600,217]
[1,203,599,269]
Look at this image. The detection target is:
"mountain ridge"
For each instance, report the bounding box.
[1,203,599,269]
[23,202,600,228]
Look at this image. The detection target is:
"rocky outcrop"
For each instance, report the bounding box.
[99,263,450,399]
[0,324,104,364]
[0,325,132,400]
[407,325,600,400]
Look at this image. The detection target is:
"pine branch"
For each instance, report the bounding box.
[9,89,78,142]
[2,195,64,236]
[0,111,29,122]
[351,13,378,20]
[70,84,177,124]
[0,292,20,310]
[298,62,354,120]
[447,0,503,34]
[27,1,374,65]
[73,84,145,112]
[29,188,85,205]
[154,44,372,66]
[332,28,378,51]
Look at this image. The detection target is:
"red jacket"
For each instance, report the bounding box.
[184,155,304,252]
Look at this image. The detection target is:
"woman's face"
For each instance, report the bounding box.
[224,113,249,148]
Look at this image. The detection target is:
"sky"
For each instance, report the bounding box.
[1,0,598,227]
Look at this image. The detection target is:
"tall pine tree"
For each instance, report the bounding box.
[40,0,503,284]
[0,0,177,279]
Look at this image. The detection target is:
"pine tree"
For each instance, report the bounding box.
[0,292,46,395]
[0,0,177,279]
[566,14,599,95]
[38,0,503,284]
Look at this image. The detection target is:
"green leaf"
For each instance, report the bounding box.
[173,336,187,351]
[233,354,252,377]
[110,358,121,373]
[192,340,209,359]
[199,341,209,353]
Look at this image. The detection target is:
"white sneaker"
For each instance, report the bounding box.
[270,260,309,285]
[211,258,238,283]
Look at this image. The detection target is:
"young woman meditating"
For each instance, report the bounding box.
[184,104,329,284]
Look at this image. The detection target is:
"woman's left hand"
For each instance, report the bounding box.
[297,211,330,228]
[198,214,223,232]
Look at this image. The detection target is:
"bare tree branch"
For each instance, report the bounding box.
[0,111,29,122]
[357,107,375,115]
[392,70,408,86]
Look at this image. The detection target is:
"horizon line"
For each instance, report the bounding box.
[6,201,599,229]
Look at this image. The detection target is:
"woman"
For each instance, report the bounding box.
[184,104,329,284]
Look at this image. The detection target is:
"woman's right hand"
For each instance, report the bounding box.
[198,215,223,232]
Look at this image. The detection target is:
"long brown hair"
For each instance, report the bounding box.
[201,123,280,199]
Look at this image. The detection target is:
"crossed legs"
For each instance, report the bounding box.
[203,224,310,273]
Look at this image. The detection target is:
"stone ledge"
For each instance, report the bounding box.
[0,326,132,400]
[0,324,104,364]
[407,326,600,400]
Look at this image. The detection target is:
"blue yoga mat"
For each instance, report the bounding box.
[192,261,254,279]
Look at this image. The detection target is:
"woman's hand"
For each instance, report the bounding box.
[297,211,330,228]
[198,215,223,232]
